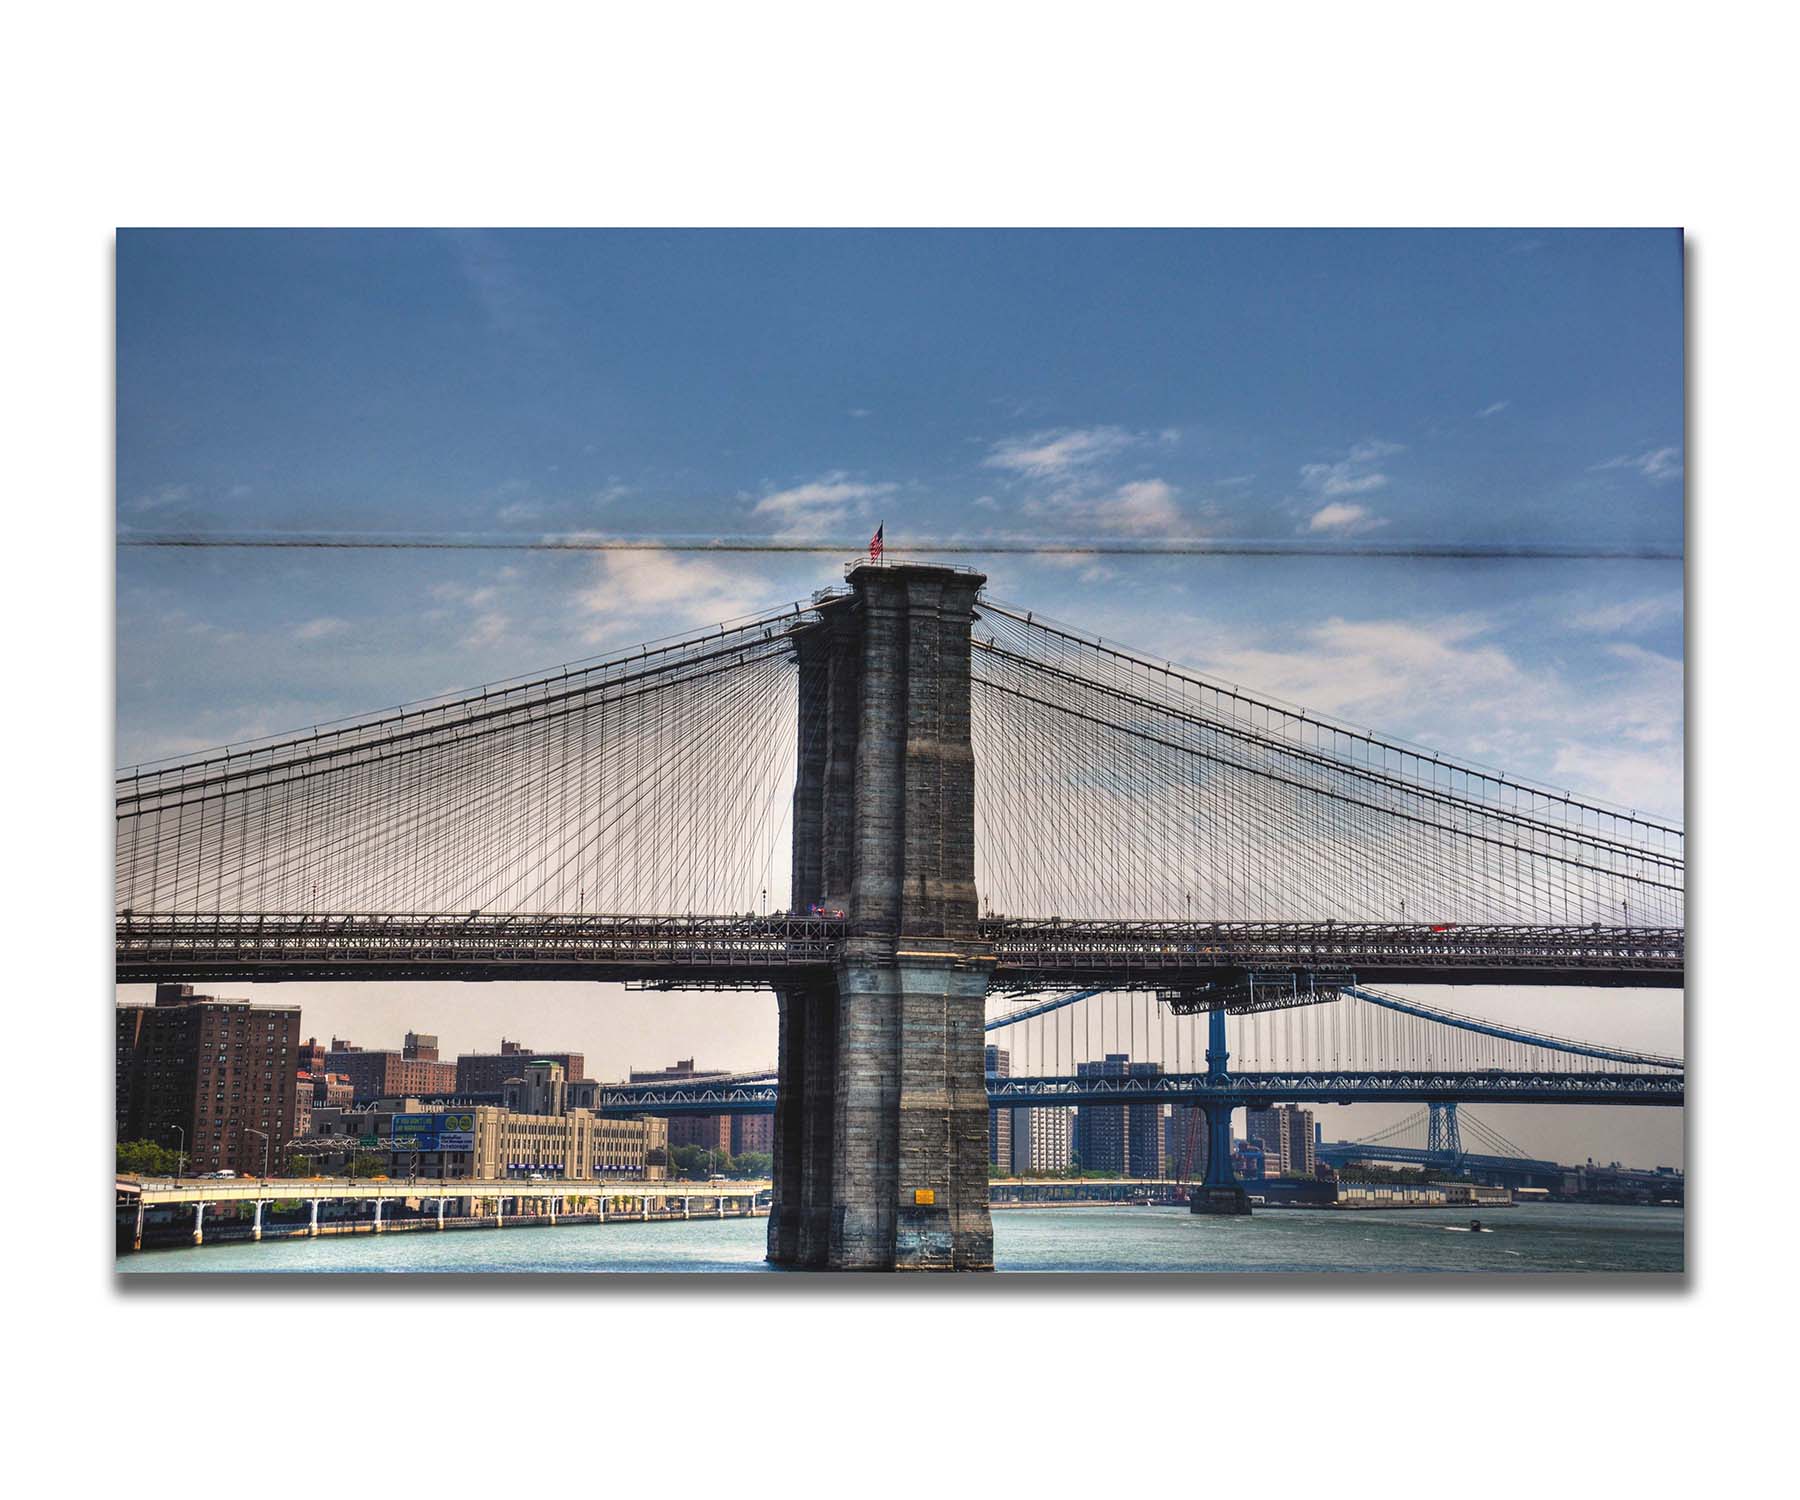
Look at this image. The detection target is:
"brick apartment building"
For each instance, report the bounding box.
[1071,1055,1165,1176]
[1246,1105,1317,1179]
[293,1070,354,1139]
[731,1113,773,1156]
[116,983,301,1176]
[326,1031,458,1102]
[455,1039,587,1097]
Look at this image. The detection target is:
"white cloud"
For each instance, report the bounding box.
[1104,479,1182,534]
[429,582,499,608]
[294,617,349,643]
[1306,501,1387,536]
[1300,438,1402,499]
[1022,477,1186,537]
[1597,643,1684,743]
[1149,613,1683,819]
[153,607,241,644]
[1570,594,1683,635]
[1549,743,1682,817]
[981,425,1196,536]
[128,482,193,514]
[1593,446,1683,483]
[751,471,897,536]
[983,426,1138,479]
[461,611,512,650]
[497,500,545,525]
[1192,615,1519,722]
[1476,400,1510,418]
[576,547,769,635]
[1034,552,1124,583]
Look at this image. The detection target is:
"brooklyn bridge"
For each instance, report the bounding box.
[115,560,1685,1270]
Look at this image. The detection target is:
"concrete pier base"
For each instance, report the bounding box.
[770,960,993,1270]
[1189,1094,1250,1214]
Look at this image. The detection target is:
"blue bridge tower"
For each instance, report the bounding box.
[1190,1006,1251,1215]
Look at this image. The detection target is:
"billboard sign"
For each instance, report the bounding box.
[436,1111,476,1152]
[391,1112,476,1154]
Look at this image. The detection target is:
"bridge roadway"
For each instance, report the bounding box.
[114,912,1684,989]
[595,1068,1682,1114]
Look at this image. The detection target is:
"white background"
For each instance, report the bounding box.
[5,2,1792,1494]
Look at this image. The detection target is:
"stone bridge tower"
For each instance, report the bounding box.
[767,561,994,1270]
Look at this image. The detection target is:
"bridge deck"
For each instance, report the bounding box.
[593,1069,1681,1113]
[1315,1144,1562,1174]
[115,913,1683,988]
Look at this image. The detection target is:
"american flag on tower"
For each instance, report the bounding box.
[870,523,884,560]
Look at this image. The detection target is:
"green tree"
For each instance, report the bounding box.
[669,1144,714,1180]
[283,1153,318,1178]
[731,1152,772,1178]
[117,1139,180,1176]
[348,1152,387,1178]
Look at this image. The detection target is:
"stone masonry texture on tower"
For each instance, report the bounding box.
[768,562,993,1270]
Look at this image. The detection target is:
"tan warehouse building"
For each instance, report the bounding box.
[301,1063,668,1181]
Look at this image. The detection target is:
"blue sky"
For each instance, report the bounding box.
[115,230,1684,1164]
[117,229,1683,799]
[119,229,1681,548]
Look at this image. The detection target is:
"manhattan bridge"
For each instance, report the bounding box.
[115,560,1685,1270]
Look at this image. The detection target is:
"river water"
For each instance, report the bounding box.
[117,1201,1681,1274]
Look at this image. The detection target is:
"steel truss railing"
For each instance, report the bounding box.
[595,1082,782,1114]
[113,912,844,984]
[982,919,1684,990]
[589,1069,1682,1115]
[972,1068,1683,1107]
[115,912,1684,986]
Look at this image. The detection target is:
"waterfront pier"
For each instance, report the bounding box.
[117,1176,770,1253]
